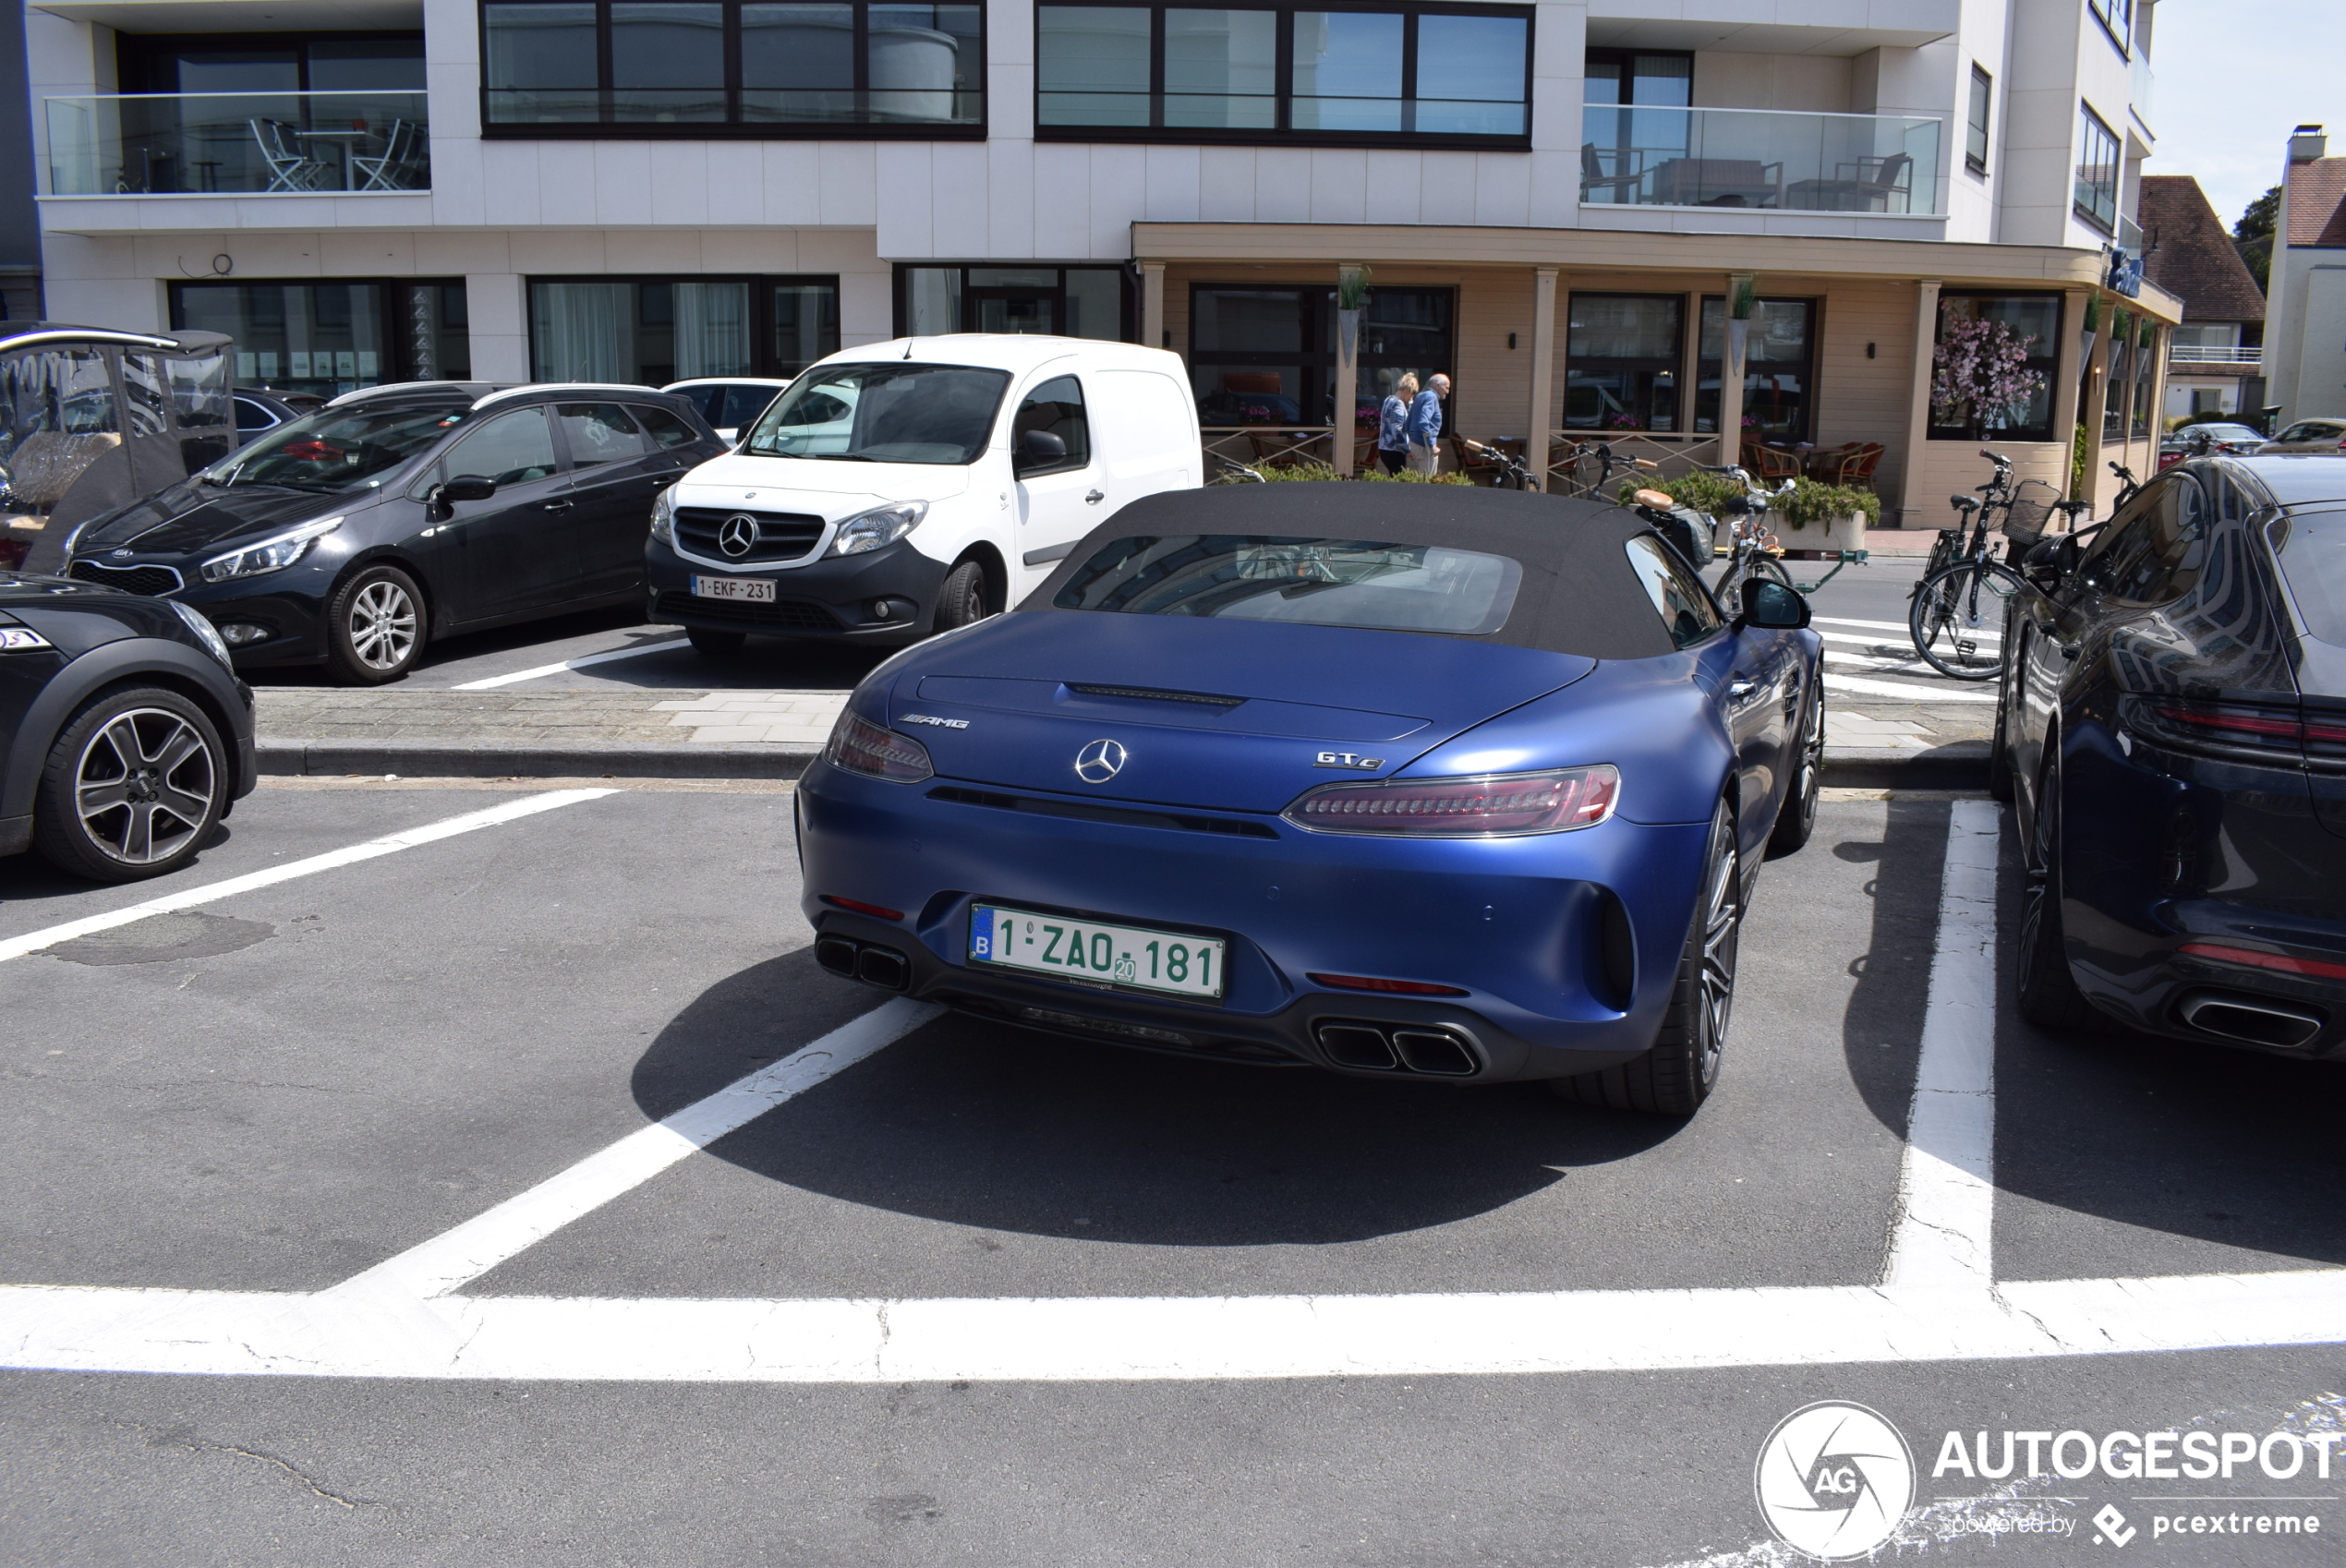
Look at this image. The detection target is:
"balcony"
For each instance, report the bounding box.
[2171,344,2261,365]
[1579,105,1943,216]
[43,92,429,197]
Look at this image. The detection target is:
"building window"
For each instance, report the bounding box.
[169,280,469,399]
[1695,296,1815,445]
[1186,283,1452,429]
[2131,324,2158,440]
[2089,0,2133,54]
[2074,104,2120,233]
[527,277,839,382]
[898,266,1132,340]
[115,31,427,93]
[1929,292,2061,444]
[1965,65,1990,175]
[1034,3,1530,147]
[1566,294,1682,433]
[480,1,984,136]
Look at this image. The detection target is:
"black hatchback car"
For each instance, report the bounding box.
[2,570,256,881]
[54,382,725,683]
[1996,453,2346,1060]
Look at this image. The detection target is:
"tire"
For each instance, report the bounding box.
[687,627,746,656]
[1554,797,1740,1116]
[933,559,991,633]
[2015,747,2110,1031]
[1908,560,2025,681]
[1768,681,1823,855]
[1987,662,2016,803]
[323,563,426,685]
[1716,555,1794,620]
[31,685,227,883]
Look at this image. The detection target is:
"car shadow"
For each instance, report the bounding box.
[631,948,1681,1248]
[0,821,234,912]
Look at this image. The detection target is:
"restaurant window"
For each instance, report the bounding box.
[2103,316,2131,441]
[899,266,1131,341]
[1965,65,1990,175]
[481,0,984,135]
[527,277,839,382]
[2131,323,2158,441]
[1695,296,1815,445]
[1034,2,1531,147]
[1566,294,1681,433]
[169,280,470,400]
[2074,104,2120,234]
[1581,48,1690,204]
[1929,292,2061,444]
[1185,283,1453,429]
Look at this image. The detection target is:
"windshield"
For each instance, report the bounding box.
[743,363,1010,464]
[2271,509,2346,645]
[1053,536,1523,636]
[204,403,466,491]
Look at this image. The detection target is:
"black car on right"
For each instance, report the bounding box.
[1996,453,2346,1059]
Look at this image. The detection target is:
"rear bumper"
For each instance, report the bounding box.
[645,537,948,641]
[2065,896,2346,1059]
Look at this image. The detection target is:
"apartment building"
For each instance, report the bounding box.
[2267,125,2346,431]
[27,0,2175,520]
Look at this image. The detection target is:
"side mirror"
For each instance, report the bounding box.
[1738,578,1809,631]
[1015,428,1067,473]
[441,475,497,502]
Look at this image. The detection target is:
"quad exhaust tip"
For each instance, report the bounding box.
[2178,991,2324,1050]
[817,935,911,993]
[1312,1019,1480,1077]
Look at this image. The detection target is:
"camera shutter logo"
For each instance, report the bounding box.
[718,514,759,558]
[1074,739,1127,783]
[1753,1401,1916,1561]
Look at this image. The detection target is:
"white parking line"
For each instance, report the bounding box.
[0,789,618,963]
[451,637,689,691]
[1824,672,1999,704]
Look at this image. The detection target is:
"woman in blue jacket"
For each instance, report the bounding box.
[1376,374,1416,475]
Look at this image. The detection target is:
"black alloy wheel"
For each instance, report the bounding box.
[1768,682,1823,855]
[325,563,426,685]
[933,559,991,633]
[33,685,227,882]
[2015,746,2110,1031]
[1556,796,1741,1116]
[1987,655,2016,802]
[687,628,747,656]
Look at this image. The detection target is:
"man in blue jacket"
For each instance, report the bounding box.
[1406,372,1449,476]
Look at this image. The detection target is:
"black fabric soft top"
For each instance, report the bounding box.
[1024,481,1682,660]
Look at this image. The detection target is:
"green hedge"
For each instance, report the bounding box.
[1215,460,1472,485]
[1616,473,1880,529]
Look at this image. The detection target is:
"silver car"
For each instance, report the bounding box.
[2256,416,2346,455]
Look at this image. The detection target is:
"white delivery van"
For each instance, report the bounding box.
[644,334,1202,654]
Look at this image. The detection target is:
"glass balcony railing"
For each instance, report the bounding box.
[2119,211,2144,252]
[1579,104,1943,216]
[44,91,429,196]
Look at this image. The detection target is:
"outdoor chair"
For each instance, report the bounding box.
[351,119,423,191]
[1650,157,1783,208]
[1836,442,1886,492]
[1578,143,1648,203]
[1247,430,1324,470]
[1450,435,1510,485]
[248,119,326,192]
[1786,152,1914,213]
[1742,443,1803,483]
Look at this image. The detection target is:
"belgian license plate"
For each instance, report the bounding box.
[691,575,774,602]
[970,904,1227,1001]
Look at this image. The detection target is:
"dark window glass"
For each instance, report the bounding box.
[1625,534,1719,647]
[722,383,783,428]
[1185,283,1451,434]
[1580,48,1692,201]
[172,280,468,400]
[1036,2,1529,143]
[447,406,562,484]
[308,39,429,90]
[1696,296,1814,444]
[556,402,647,467]
[2273,508,2346,645]
[2096,475,2204,604]
[1013,375,1091,472]
[634,404,702,447]
[1054,535,1523,635]
[1928,292,2061,443]
[744,362,1011,464]
[1566,293,1682,433]
[485,3,600,121]
[528,277,836,382]
[2074,105,2119,232]
[898,266,1129,342]
[611,3,727,122]
[208,403,465,491]
[2131,325,2158,441]
[1966,65,1990,174]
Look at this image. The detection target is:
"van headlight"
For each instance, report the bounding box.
[649,485,677,546]
[199,514,344,583]
[825,501,927,558]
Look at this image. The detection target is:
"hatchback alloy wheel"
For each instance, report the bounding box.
[351,579,417,669]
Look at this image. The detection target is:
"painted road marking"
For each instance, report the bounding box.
[0,789,618,964]
[451,637,690,691]
[5,805,2342,1381]
[1824,672,1998,704]
[1817,614,2001,645]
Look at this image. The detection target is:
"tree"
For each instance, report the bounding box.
[2235,184,2280,294]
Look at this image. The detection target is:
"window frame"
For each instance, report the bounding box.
[525,273,840,382]
[1184,282,1456,430]
[167,277,471,396]
[1010,374,1093,476]
[1694,294,1818,445]
[1965,64,1990,176]
[1032,0,1533,151]
[1927,289,2063,445]
[2088,0,2134,57]
[2074,103,2120,235]
[1564,290,1686,436]
[893,265,1136,342]
[477,0,987,139]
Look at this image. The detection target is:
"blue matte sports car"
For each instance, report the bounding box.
[798,483,1823,1116]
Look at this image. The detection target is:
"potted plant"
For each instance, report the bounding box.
[1725,274,1759,380]
[1336,265,1371,378]
[1777,477,1880,551]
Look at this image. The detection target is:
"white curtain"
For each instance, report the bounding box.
[673,282,751,378]
[531,282,635,381]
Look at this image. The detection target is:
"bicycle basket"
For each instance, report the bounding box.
[2002,479,2061,543]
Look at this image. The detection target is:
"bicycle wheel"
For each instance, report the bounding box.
[1908,559,2026,681]
[1715,554,1792,620]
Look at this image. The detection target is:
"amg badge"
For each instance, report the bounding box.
[1315,751,1385,771]
[900,713,969,729]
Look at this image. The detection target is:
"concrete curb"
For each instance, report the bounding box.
[1821,741,1989,790]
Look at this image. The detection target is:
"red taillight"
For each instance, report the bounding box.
[823,709,933,783]
[1284,765,1619,837]
[2180,942,2346,981]
[2132,698,2313,761]
[822,895,904,921]
[2153,703,2299,740]
[1307,973,1470,995]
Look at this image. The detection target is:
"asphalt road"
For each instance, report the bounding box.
[2,781,2340,1566]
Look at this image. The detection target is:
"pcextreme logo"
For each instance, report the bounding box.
[1754,1402,1917,1561]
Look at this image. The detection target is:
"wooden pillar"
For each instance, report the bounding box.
[2051,288,2090,501]
[1333,265,1362,476]
[1140,262,1166,352]
[1528,266,1558,488]
[1716,275,1749,472]
[1895,279,1942,528]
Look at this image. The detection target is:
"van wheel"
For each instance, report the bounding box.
[934,560,990,632]
[324,564,426,685]
[687,628,746,656]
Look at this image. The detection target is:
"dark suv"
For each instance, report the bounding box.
[55,382,726,684]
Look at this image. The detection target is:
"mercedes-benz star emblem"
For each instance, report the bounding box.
[717,514,759,559]
[1073,739,1127,784]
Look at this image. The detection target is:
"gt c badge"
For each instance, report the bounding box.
[1315,751,1384,771]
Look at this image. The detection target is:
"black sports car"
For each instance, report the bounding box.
[1,570,256,881]
[1997,453,2346,1058]
[54,381,725,684]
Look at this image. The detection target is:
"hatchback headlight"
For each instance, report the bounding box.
[167,598,234,667]
[199,514,344,583]
[825,501,927,558]
[1283,765,1620,837]
[649,485,677,546]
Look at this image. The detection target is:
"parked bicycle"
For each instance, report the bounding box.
[1559,438,1659,498]
[1906,449,2088,681]
[1694,463,1798,617]
[1456,437,1541,490]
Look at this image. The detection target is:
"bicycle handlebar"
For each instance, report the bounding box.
[1978,448,2013,470]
